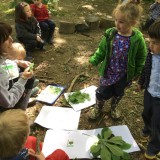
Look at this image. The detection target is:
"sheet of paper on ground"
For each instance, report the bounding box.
[36,85,65,104]
[42,125,140,159]
[34,106,81,130]
[64,85,97,111]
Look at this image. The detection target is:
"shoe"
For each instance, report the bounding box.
[31,87,40,97]
[110,108,121,120]
[88,105,102,120]
[33,79,39,88]
[48,39,54,44]
[140,131,150,143]
[144,152,156,160]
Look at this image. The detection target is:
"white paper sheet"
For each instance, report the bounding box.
[64,85,97,111]
[42,125,140,159]
[34,106,81,130]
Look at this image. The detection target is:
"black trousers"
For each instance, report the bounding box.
[142,90,160,156]
[96,75,127,101]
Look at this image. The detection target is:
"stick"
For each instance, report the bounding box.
[36,136,41,154]
[67,72,85,92]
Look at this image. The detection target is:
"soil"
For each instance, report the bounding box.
[1,0,152,159]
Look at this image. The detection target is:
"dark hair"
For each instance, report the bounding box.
[148,20,160,41]
[0,22,12,45]
[15,2,29,22]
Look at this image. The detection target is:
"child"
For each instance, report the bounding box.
[7,42,26,60]
[0,109,70,160]
[6,42,40,97]
[30,0,55,44]
[143,0,160,31]
[138,20,160,160]
[88,0,147,120]
[0,22,34,112]
[15,2,45,58]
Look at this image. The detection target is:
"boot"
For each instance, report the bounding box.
[88,99,105,120]
[110,96,122,120]
[14,89,32,110]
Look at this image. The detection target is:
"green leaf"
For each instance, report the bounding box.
[105,143,124,156]
[118,141,131,150]
[100,145,111,160]
[90,144,101,157]
[107,136,124,145]
[112,154,120,160]
[101,127,112,139]
[97,133,102,139]
[121,152,130,160]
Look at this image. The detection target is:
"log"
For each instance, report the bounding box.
[85,15,100,30]
[59,21,75,34]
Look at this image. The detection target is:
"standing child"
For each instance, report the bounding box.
[0,109,70,160]
[143,0,160,31]
[30,0,55,44]
[88,0,147,120]
[138,20,160,160]
[15,2,45,59]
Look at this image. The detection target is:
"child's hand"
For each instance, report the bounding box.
[28,148,45,160]
[21,67,34,80]
[16,60,30,68]
[36,35,43,42]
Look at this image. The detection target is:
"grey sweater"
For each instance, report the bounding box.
[0,57,27,109]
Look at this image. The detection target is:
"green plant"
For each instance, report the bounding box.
[90,127,131,160]
[29,63,34,72]
[68,91,90,104]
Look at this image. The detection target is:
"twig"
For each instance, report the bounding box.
[36,136,41,154]
[67,72,85,92]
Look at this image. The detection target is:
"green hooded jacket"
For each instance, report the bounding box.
[89,27,147,81]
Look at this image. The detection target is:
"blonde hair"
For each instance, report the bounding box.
[12,42,26,60]
[0,109,29,158]
[113,0,143,26]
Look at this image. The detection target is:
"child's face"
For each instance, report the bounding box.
[24,5,32,18]
[1,36,13,57]
[156,0,160,3]
[114,11,133,36]
[149,38,160,54]
[33,0,42,5]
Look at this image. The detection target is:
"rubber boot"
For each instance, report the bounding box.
[88,99,105,120]
[110,96,122,119]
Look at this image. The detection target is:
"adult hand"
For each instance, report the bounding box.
[28,148,45,160]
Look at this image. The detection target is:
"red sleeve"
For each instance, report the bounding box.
[25,136,43,160]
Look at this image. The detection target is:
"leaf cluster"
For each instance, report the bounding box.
[90,127,131,160]
[49,86,62,95]
[29,63,34,72]
[68,91,90,104]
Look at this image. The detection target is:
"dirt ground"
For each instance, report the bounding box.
[1,0,153,159]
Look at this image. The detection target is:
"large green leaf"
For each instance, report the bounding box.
[118,141,131,150]
[101,127,112,139]
[121,152,130,160]
[105,143,124,156]
[100,146,111,160]
[107,136,124,145]
[90,144,101,157]
[112,154,120,160]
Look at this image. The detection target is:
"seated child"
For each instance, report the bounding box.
[6,42,40,97]
[15,2,45,57]
[30,0,55,44]
[0,109,70,160]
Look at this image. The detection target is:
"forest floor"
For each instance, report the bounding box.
[1,0,153,159]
